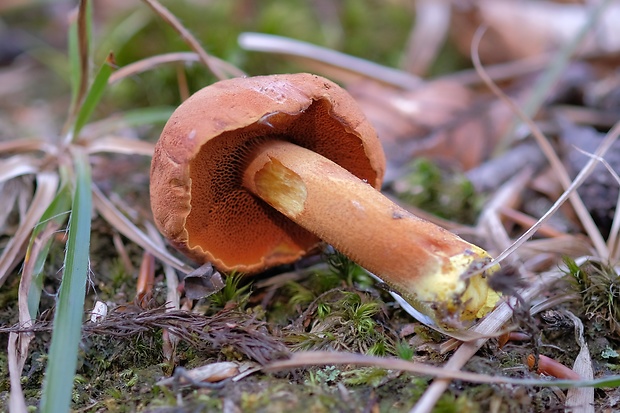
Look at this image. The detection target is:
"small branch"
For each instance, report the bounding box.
[141,0,245,80]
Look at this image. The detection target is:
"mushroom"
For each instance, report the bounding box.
[150,73,500,330]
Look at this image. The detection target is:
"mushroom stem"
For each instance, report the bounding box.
[243,140,500,329]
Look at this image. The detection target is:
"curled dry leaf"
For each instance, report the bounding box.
[180,263,225,301]
[157,362,240,387]
[347,79,517,176]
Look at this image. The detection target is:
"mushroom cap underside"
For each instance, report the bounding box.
[150,73,386,273]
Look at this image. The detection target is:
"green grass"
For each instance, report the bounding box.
[40,151,92,413]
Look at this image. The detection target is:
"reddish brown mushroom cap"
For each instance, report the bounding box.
[150,73,386,273]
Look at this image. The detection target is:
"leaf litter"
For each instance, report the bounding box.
[1,0,620,412]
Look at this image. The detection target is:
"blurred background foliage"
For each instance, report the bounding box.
[1,0,427,119]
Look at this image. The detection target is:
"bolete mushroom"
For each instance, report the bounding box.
[150,73,500,330]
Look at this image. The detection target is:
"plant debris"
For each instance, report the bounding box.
[2,0,620,412]
[1,306,289,366]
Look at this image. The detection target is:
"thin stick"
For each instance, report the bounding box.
[141,0,244,80]
[108,52,242,84]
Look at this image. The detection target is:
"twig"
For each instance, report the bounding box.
[108,52,243,84]
[141,0,244,80]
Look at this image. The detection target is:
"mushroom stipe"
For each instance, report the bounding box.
[150,73,501,330]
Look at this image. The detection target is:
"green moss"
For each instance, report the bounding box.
[435,392,481,413]
[394,158,484,224]
[564,257,620,334]
[208,272,252,310]
[341,367,387,387]
[395,340,415,361]
[325,250,374,288]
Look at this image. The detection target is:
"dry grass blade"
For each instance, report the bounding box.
[267,351,490,382]
[91,184,193,274]
[490,121,620,268]
[7,220,60,413]
[0,172,58,287]
[7,333,27,413]
[144,221,179,309]
[471,25,616,267]
[499,207,566,238]
[402,0,450,75]
[144,222,180,361]
[135,251,155,305]
[517,236,593,263]
[0,155,42,183]
[108,52,241,85]
[141,0,244,80]
[238,32,421,90]
[84,136,154,156]
[0,139,51,154]
[611,194,620,260]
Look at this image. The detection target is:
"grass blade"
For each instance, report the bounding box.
[39,151,92,413]
[72,53,115,138]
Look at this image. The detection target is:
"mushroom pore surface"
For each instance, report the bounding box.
[150,73,385,273]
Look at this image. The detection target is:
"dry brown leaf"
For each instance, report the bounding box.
[180,263,225,301]
[348,78,521,175]
[451,0,620,64]
[157,362,240,387]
